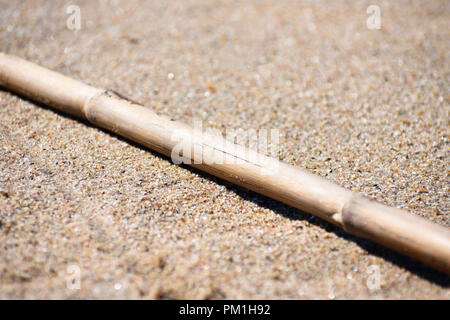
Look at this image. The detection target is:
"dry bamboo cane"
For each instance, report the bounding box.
[0,53,449,274]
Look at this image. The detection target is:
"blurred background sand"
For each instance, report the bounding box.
[0,0,448,298]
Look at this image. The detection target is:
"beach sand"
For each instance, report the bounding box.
[0,0,448,299]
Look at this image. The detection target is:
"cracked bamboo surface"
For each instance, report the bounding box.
[1,53,449,274]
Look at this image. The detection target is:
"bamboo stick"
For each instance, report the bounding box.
[0,53,449,274]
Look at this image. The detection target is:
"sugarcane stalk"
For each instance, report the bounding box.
[0,53,449,274]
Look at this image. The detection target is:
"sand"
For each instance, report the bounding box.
[0,0,448,299]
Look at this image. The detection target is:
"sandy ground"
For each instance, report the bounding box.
[0,0,449,299]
